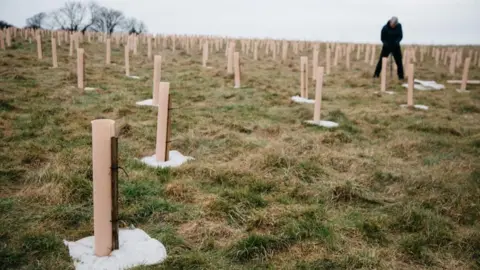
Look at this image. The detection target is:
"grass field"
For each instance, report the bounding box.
[0,36,479,270]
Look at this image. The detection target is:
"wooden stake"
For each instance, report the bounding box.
[52,37,58,68]
[165,95,171,161]
[110,136,119,251]
[254,41,258,60]
[77,48,85,89]
[381,57,387,92]
[313,67,325,122]
[407,63,414,107]
[460,57,471,91]
[234,52,241,88]
[36,34,42,60]
[91,119,115,257]
[156,82,170,162]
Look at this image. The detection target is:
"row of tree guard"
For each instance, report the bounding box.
[21,36,478,95]
[2,26,480,73]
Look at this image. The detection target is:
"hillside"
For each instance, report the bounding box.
[0,32,479,269]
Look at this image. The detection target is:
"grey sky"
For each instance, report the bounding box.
[1,0,479,44]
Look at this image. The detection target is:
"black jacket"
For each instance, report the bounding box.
[381,21,403,47]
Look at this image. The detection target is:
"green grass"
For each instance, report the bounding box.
[1,36,479,269]
[228,234,290,262]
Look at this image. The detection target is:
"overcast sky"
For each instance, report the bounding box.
[1,0,479,44]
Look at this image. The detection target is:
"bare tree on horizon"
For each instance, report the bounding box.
[90,5,125,34]
[26,12,47,29]
[50,1,87,31]
[24,1,146,34]
[0,20,14,29]
[123,17,147,34]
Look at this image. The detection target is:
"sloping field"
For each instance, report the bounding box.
[0,36,479,269]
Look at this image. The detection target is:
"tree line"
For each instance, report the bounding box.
[3,1,147,34]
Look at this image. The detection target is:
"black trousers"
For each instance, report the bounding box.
[374,45,404,79]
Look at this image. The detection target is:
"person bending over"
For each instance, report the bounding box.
[373,16,404,80]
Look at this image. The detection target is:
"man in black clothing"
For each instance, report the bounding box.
[373,17,404,80]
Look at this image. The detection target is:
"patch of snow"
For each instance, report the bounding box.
[375,91,395,95]
[140,150,194,168]
[136,99,157,106]
[305,120,339,128]
[414,79,445,90]
[291,96,315,104]
[127,75,140,79]
[402,80,444,91]
[400,104,429,110]
[64,228,167,270]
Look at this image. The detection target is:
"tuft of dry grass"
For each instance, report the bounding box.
[0,36,479,270]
